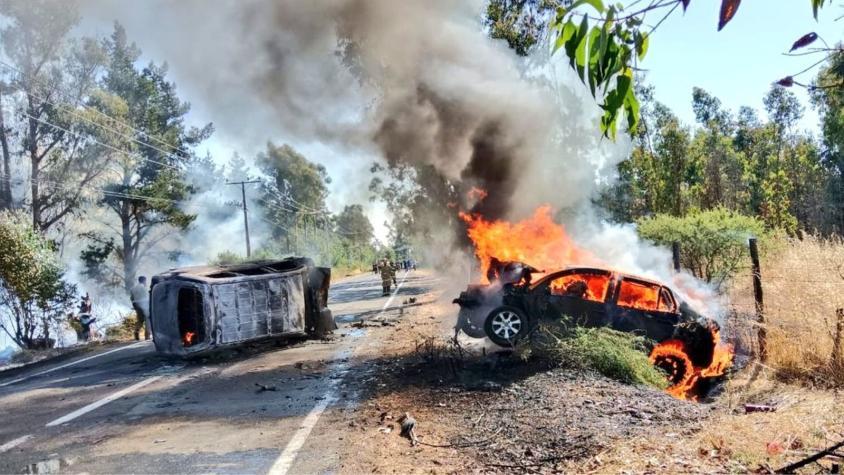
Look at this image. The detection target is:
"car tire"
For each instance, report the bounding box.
[652,352,692,387]
[457,308,487,338]
[484,306,528,347]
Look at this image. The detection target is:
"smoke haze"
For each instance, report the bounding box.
[73,0,721,316]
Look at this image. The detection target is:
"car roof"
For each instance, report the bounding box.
[533,266,673,289]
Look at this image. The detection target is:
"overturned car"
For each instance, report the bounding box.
[149,257,334,357]
[453,261,719,371]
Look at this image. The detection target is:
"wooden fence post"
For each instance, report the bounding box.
[749,238,766,361]
[833,308,844,365]
[672,241,681,273]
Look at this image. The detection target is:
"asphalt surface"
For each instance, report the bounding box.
[0,269,435,474]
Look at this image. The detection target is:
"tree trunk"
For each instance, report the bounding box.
[121,212,135,293]
[0,86,13,209]
[27,94,41,230]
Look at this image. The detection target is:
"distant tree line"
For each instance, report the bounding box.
[601,82,843,236]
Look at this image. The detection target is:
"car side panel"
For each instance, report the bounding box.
[606,275,680,341]
[607,306,678,341]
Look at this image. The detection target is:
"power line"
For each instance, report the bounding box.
[0,71,190,164]
[20,110,182,172]
[0,171,202,209]
[0,60,193,159]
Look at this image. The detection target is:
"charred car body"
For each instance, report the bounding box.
[150,257,334,357]
[454,261,718,369]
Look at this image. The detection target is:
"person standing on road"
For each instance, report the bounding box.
[130,276,150,340]
[378,258,395,296]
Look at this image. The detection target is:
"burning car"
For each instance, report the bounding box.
[454,260,732,397]
[149,257,333,357]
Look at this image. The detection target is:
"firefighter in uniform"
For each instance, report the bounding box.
[379,258,397,296]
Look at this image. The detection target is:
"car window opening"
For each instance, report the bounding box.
[657,287,676,313]
[617,279,662,311]
[550,272,611,302]
[177,286,205,347]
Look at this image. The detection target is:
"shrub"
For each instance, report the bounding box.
[0,211,76,349]
[212,250,246,266]
[522,321,668,389]
[636,208,767,289]
[104,311,139,341]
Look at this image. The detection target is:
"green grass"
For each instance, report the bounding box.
[521,321,669,389]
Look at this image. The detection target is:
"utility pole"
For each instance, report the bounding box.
[227,180,261,258]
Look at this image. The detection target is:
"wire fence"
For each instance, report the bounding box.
[683,235,844,383]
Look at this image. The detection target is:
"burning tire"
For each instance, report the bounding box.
[484,306,527,347]
[652,352,693,387]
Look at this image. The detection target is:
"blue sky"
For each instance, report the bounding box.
[642,0,842,134]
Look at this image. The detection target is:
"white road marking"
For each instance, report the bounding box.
[267,391,337,475]
[267,270,411,475]
[46,375,162,427]
[0,434,32,452]
[0,341,147,388]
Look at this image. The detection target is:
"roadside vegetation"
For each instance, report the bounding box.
[0,211,76,349]
[103,312,141,341]
[520,322,669,389]
[728,233,844,386]
[637,209,767,288]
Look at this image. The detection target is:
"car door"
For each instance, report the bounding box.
[610,277,679,341]
[539,270,613,327]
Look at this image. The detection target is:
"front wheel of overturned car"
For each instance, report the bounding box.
[484,306,528,347]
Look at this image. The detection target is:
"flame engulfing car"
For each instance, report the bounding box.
[453,261,723,384]
[149,257,333,357]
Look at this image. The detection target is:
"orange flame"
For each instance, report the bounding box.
[183,331,196,346]
[459,203,734,400]
[548,272,611,302]
[459,205,598,283]
[650,327,734,400]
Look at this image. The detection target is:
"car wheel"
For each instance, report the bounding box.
[484,306,528,347]
[652,352,692,387]
[457,308,487,338]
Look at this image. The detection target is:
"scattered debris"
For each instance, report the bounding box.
[469,381,502,392]
[352,318,398,328]
[255,382,278,393]
[744,404,776,413]
[24,458,72,474]
[399,412,418,446]
[775,438,844,473]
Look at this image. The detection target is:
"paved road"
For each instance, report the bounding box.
[0,269,436,474]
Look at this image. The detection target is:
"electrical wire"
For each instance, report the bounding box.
[0,60,193,158]
[20,110,182,172]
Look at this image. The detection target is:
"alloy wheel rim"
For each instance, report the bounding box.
[491,310,522,340]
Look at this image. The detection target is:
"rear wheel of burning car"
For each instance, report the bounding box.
[484,306,528,347]
[652,352,692,387]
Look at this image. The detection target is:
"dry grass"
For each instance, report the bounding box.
[727,234,844,385]
[584,368,844,473]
